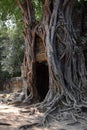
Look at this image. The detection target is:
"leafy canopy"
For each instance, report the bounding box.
[0,0,43,23]
[0,0,85,26]
[0,24,24,79]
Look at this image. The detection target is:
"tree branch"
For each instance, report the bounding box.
[16,0,24,13]
[63,0,72,10]
[16,0,35,26]
[25,0,35,21]
[26,0,31,20]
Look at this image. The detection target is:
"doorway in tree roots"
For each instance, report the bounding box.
[36,62,49,101]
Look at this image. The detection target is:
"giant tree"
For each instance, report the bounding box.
[15,0,87,113]
[0,0,87,123]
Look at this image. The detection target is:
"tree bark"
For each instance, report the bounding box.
[17,0,39,103]
[17,0,87,111]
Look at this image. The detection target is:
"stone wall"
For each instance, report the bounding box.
[0,77,23,93]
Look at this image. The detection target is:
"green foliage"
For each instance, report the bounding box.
[32,0,43,20]
[0,0,43,23]
[0,0,21,22]
[0,25,24,80]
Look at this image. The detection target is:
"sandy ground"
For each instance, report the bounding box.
[0,93,87,130]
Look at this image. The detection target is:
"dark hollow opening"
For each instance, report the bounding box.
[36,62,49,101]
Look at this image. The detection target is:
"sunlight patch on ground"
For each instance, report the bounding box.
[0,104,20,113]
[0,95,87,130]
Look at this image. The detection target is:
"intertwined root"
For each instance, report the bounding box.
[15,0,87,128]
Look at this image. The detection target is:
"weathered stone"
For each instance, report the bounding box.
[0,77,23,93]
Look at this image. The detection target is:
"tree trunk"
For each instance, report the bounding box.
[17,0,87,111]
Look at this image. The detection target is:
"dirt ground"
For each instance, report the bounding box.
[0,93,87,130]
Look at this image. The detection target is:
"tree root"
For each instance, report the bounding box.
[67,121,79,125]
[33,90,87,127]
[7,91,39,106]
[22,94,33,104]
[0,122,11,126]
[19,123,39,130]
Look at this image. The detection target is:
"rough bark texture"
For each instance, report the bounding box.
[16,0,87,120]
